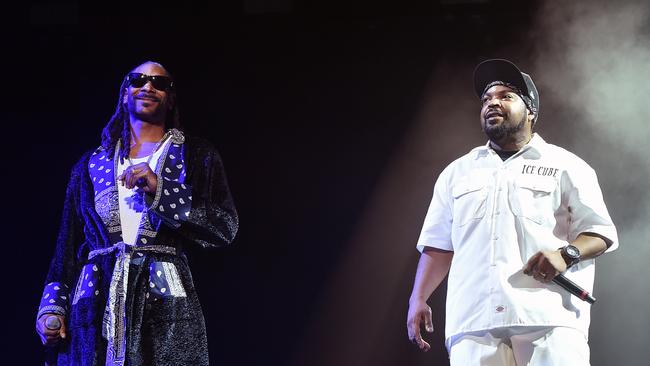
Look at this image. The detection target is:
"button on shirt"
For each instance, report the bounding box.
[416,134,618,350]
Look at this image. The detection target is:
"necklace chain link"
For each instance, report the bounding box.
[127,130,171,167]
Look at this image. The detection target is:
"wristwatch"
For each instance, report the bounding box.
[560,245,581,268]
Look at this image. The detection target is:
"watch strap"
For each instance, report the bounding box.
[560,245,580,268]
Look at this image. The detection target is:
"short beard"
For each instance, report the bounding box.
[127,100,167,125]
[483,113,527,143]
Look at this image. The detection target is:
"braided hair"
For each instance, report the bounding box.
[100,62,181,163]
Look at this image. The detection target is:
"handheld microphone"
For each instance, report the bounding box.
[552,274,595,304]
[44,315,62,366]
[45,315,62,330]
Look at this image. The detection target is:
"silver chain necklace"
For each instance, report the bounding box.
[127,130,171,167]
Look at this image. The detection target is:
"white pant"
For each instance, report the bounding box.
[449,326,590,366]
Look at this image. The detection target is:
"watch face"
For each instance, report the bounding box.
[566,245,580,258]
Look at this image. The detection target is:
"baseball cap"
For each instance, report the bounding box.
[473,59,540,122]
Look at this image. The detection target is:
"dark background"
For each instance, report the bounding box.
[9,1,647,365]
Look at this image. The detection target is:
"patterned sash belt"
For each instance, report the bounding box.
[88,242,176,366]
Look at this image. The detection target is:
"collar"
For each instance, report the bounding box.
[474,133,546,159]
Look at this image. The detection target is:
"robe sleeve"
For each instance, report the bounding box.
[147,142,239,248]
[37,158,87,319]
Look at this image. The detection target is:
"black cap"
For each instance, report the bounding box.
[473,59,540,122]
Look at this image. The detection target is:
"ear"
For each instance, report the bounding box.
[122,89,128,105]
[527,109,535,124]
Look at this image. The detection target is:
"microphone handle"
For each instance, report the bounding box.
[44,315,62,366]
[552,274,596,304]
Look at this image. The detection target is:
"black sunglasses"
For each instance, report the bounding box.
[126,73,174,91]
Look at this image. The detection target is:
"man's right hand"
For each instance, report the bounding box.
[36,314,67,346]
[407,299,434,352]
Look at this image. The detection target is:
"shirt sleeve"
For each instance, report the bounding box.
[416,167,454,252]
[562,162,619,251]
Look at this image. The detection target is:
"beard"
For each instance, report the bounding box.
[483,112,527,142]
[127,98,167,124]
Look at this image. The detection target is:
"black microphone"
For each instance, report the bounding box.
[44,315,62,366]
[552,274,596,304]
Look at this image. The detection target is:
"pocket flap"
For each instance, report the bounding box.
[452,180,485,198]
[516,176,557,193]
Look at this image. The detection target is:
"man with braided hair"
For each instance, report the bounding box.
[35,61,239,365]
[406,59,618,365]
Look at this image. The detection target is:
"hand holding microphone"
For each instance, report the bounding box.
[523,246,595,304]
[36,314,67,346]
[40,315,65,366]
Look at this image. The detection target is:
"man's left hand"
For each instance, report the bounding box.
[118,162,158,193]
[523,250,567,283]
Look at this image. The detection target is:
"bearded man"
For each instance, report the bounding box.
[407,59,618,366]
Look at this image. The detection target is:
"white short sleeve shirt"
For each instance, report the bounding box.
[416,134,619,350]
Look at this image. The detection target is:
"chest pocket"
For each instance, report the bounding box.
[510,176,558,224]
[451,179,488,227]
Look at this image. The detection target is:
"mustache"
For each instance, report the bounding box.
[484,108,504,118]
[135,93,161,102]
